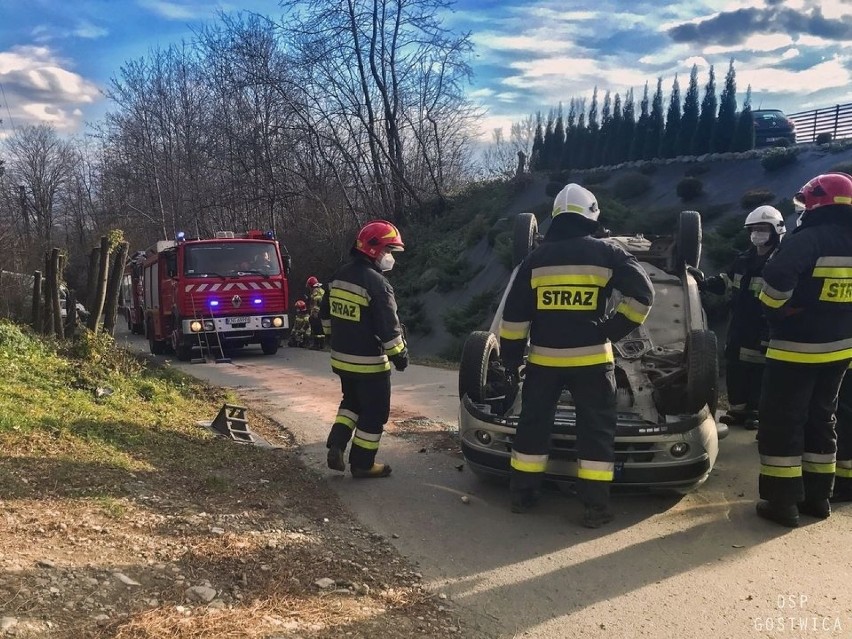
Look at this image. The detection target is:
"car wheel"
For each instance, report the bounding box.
[459,331,502,403]
[147,320,167,355]
[175,341,193,362]
[512,213,538,268]
[676,210,702,269]
[685,329,718,413]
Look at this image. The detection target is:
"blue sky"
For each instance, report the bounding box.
[1,0,851,138]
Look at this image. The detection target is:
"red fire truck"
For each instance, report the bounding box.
[142,230,290,360]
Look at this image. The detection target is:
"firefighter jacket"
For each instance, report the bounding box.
[759,207,852,364]
[293,313,310,335]
[319,254,406,375]
[499,215,654,368]
[704,247,775,363]
[309,286,325,319]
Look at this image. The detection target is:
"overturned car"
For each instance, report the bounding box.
[458,210,722,492]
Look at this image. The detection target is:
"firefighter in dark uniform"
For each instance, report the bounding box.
[699,206,786,429]
[306,276,326,350]
[499,184,654,528]
[756,172,852,527]
[834,366,852,502]
[321,220,408,478]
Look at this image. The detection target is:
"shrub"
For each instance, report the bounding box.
[772,138,792,148]
[817,132,833,145]
[612,173,652,200]
[545,181,562,198]
[492,231,514,270]
[684,164,710,177]
[443,289,498,337]
[676,177,704,202]
[398,298,432,336]
[776,198,796,219]
[548,169,572,184]
[829,161,852,175]
[638,162,658,175]
[582,170,610,186]
[761,147,798,172]
[740,189,775,210]
[464,214,489,247]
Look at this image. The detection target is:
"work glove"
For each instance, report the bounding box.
[390,349,409,372]
[686,266,705,290]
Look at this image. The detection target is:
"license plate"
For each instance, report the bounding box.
[225,316,250,325]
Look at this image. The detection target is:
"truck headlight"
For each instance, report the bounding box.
[190,321,202,332]
[272,316,284,327]
[261,318,272,328]
[203,320,214,331]
[670,443,690,458]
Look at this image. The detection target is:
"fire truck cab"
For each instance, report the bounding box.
[142,230,290,360]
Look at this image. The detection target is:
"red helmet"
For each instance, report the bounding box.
[306,276,320,288]
[794,173,852,212]
[355,220,404,260]
[295,300,307,312]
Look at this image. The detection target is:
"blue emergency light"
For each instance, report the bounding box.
[253,298,262,305]
[209,300,219,307]
[177,231,186,241]
[265,230,275,239]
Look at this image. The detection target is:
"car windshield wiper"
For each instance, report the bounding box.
[189,271,226,278]
[232,269,270,278]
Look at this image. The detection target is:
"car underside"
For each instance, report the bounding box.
[458,211,724,492]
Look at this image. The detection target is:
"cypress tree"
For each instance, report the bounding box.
[713,58,738,152]
[575,99,588,168]
[677,65,700,156]
[732,84,755,151]
[531,112,544,170]
[607,93,624,165]
[552,103,565,170]
[645,77,665,160]
[662,74,681,158]
[587,87,599,168]
[598,90,612,167]
[561,99,577,170]
[692,64,717,155]
[541,109,555,170]
[631,82,650,160]
[621,89,636,164]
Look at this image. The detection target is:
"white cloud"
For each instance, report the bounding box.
[137,0,202,20]
[781,48,800,60]
[681,56,711,68]
[738,57,851,94]
[31,21,109,42]
[704,33,795,55]
[0,45,100,131]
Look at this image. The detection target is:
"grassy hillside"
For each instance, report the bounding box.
[397,142,852,358]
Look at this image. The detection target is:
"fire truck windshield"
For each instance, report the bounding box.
[184,243,280,277]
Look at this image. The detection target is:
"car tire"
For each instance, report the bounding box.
[175,341,193,362]
[685,329,718,413]
[459,331,501,403]
[147,320,167,355]
[512,213,538,268]
[676,210,702,269]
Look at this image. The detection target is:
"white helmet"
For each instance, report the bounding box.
[552,183,600,221]
[744,205,786,238]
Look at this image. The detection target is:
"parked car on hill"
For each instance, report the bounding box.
[457,211,724,493]
[752,109,797,147]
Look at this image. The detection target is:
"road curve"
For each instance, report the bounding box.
[120,332,852,639]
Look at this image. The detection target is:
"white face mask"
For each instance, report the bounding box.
[378,252,395,272]
[750,231,771,247]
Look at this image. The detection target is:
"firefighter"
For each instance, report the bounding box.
[288,300,310,347]
[756,172,852,527]
[697,206,786,429]
[499,184,654,528]
[306,276,326,350]
[835,368,852,502]
[320,220,408,478]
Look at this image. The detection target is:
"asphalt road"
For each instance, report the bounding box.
[121,333,852,639]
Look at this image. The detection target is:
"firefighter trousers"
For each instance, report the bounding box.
[326,373,391,470]
[758,360,847,504]
[725,354,763,411]
[510,364,617,508]
[835,371,852,496]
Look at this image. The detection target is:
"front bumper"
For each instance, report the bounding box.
[459,395,719,491]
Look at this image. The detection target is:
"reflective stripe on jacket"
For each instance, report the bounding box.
[499,216,654,368]
[760,215,852,364]
[319,255,405,375]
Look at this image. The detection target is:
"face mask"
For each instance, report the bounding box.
[378,252,395,272]
[750,231,771,247]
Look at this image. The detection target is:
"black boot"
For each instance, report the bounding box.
[582,505,614,529]
[755,501,799,527]
[327,447,346,472]
[798,499,831,519]
[509,488,540,514]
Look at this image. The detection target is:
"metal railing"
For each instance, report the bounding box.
[788,102,852,143]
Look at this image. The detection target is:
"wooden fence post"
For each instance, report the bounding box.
[43,252,53,335]
[103,242,129,336]
[50,248,64,340]
[86,247,100,313]
[87,236,111,333]
[31,271,42,332]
